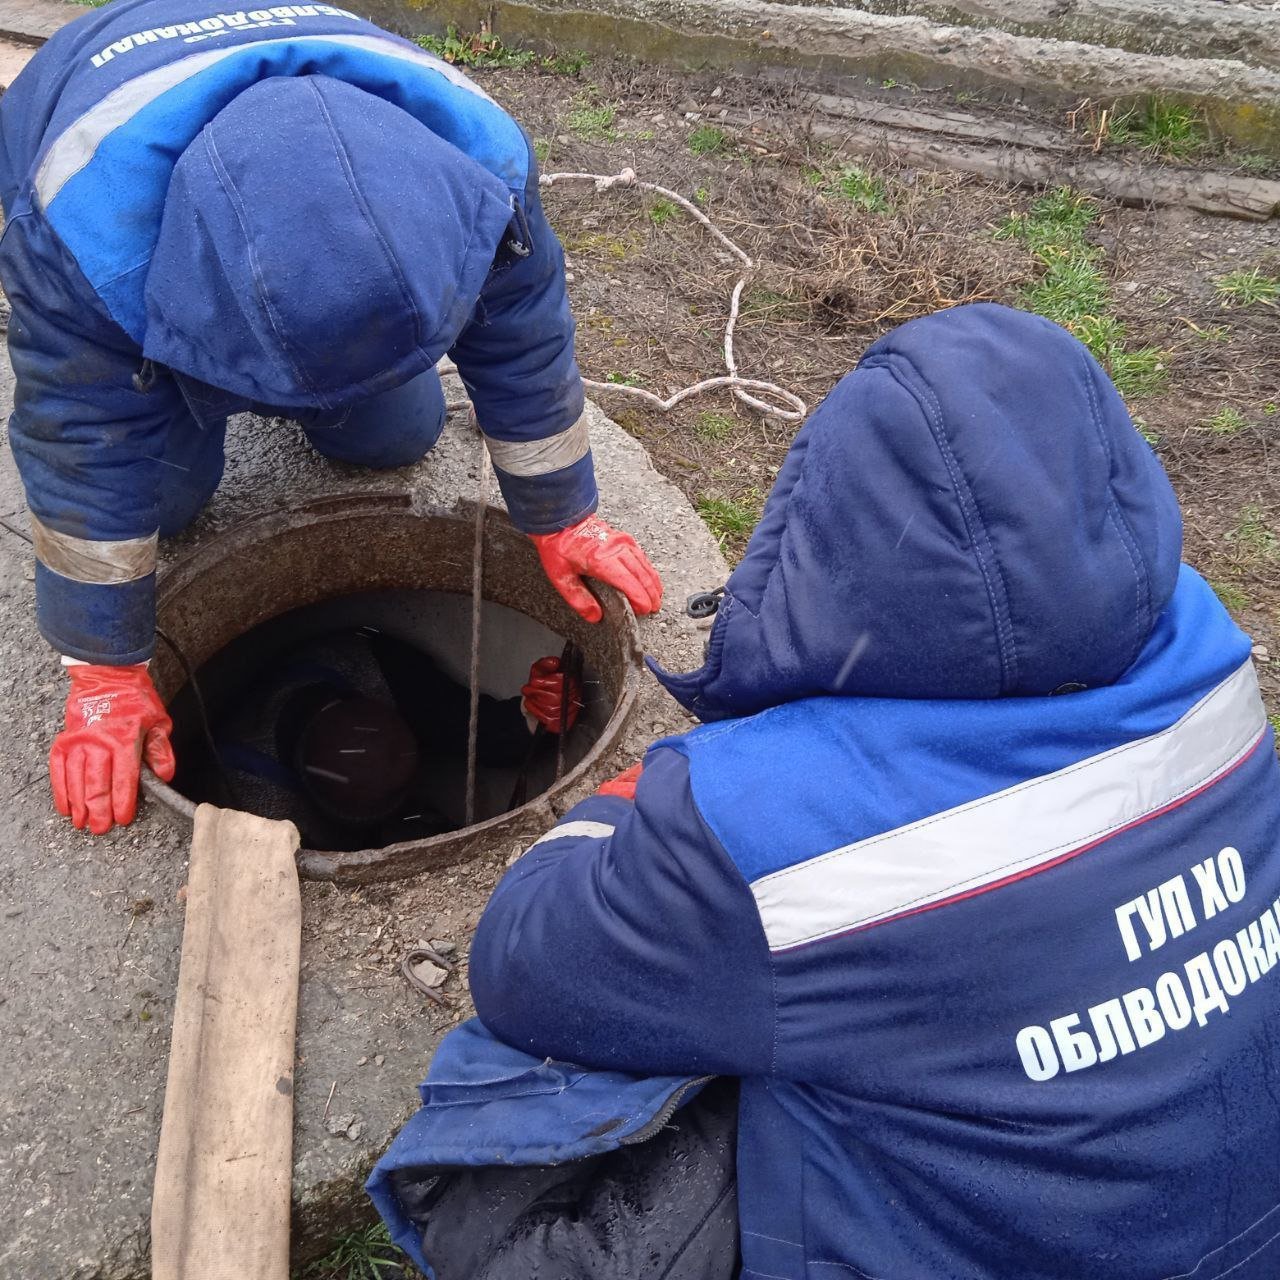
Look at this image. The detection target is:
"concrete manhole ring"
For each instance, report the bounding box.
[141,492,643,883]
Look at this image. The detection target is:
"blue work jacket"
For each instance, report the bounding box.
[0,0,593,662]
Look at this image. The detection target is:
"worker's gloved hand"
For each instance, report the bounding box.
[521,656,583,734]
[597,761,643,801]
[50,663,176,835]
[530,514,663,624]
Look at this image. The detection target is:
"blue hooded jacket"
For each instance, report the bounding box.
[0,0,592,663]
[373,304,1280,1279]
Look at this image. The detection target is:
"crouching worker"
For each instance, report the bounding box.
[0,0,661,837]
[368,303,1280,1280]
[203,629,583,851]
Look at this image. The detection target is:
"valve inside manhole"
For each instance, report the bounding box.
[145,498,641,882]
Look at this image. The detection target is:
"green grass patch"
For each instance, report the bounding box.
[688,125,730,156]
[1106,345,1167,399]
[1106,99,1208,160]
[1022,254,1108,328]
[994,186,1099,255]
[1228,504,1279,565]
[542,49,590,75]
[1238,153,1278,176]
[1211,580,1251,613]
[693,412,736,442]
[698,494,762,546]
[741,287,808,322]
[563,230,638,261]
[648,198,680,227]
[605,371,642,386]
[1215,269,1280,308]
[298,1222,408,1280]
[533,137,551,166]
[414,26,533,69]
[567,99,617,141]
[1203,406,1249,435]
[995,187,1166,397]
[806,165,891,213]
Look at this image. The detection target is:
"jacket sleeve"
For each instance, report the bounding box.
[2,219,184,663]
[448,171,597,536]
[468,745,778,1077]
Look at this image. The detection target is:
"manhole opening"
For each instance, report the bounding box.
[168,588,607,852]
[146,501,641,881]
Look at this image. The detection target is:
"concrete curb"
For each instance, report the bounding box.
[368,0,1280,153]
[752,0,1280,71]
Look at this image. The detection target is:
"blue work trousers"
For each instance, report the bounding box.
[159,368,447,536]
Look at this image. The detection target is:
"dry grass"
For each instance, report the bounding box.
[485,55,1280,709]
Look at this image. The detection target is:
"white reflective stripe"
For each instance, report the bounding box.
[752,661,1267,953]
[31,514,158,585]
[484,417,591,478]
[529,820,616,849]
[36,34,496,206]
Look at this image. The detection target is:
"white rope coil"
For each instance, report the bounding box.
[541,167,807,424]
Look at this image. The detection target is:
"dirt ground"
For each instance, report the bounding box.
[444,57,1280,715]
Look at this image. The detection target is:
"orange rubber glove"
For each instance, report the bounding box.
[597,761,643,801]
[521,656,584,734]
[50,663,176,835]
[530,514,663,624]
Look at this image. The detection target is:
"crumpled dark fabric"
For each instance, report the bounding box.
[389,1078,740,1280]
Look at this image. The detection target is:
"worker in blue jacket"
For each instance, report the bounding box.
[370,303,1280,1279]
[0,0,661,836]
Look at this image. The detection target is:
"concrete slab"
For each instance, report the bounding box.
[0,359,729,1278]
[0,36,36,85]
[0,0,77,46]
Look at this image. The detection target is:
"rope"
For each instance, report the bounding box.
[451,170,804,828]
[540,168,808,423]
[463,429,491,826]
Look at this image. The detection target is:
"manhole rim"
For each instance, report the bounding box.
[142,494,644,883]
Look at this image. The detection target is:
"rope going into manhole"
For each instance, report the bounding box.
[459,167,808,826]
[464,437,491,828]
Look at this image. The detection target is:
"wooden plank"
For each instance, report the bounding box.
[151,805,302,1280]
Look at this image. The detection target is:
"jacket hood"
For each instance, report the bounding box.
[651,303,1183,720]
[142,74,516,410]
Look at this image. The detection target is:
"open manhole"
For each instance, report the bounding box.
[144,495,642,883]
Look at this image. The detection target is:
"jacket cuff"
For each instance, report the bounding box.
[36,564,157,665]
[494,452,599,535]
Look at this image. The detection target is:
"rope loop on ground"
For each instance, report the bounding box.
[540,168,807,424]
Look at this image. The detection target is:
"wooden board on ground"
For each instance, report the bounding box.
[151,804,302,1280]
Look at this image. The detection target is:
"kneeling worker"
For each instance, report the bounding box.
[372,304,1280,1280]
[0,0,661,835]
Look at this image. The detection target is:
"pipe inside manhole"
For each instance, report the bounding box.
[144,496,642,883]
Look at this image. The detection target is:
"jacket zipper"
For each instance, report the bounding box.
[619,1076,715,1145]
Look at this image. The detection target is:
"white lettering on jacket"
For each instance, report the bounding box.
[89,7,361,66]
